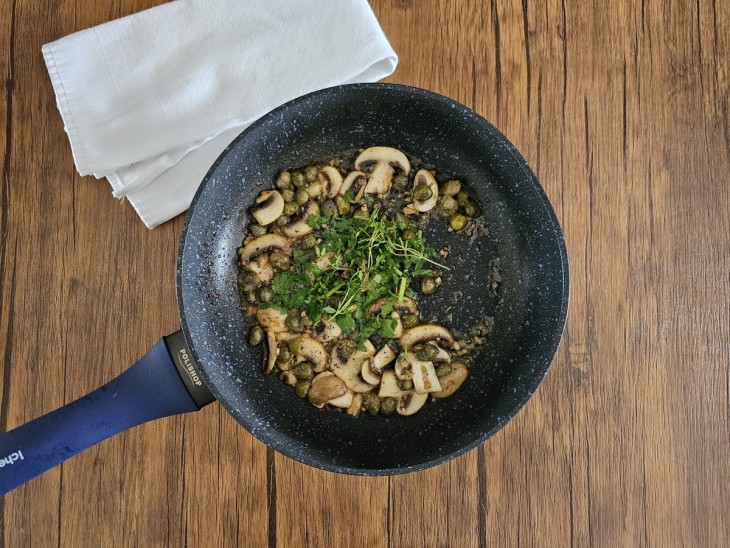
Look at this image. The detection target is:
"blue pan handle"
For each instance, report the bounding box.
[0,331,214,496]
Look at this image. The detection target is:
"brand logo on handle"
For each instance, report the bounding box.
[179,349,203,387]
[0,450,23,468]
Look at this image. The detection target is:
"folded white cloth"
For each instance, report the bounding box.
[42,0,397,228]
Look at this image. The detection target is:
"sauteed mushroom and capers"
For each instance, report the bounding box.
[237,146,490,417]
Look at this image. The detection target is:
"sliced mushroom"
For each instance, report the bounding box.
[264,330,278,373]
[339,170,367,200]
[313,318,342,343]
[431,345,452,364]
[432,360,469,399]
[290,335,328,372]
[347,393,363,416]
[395,353,414,381]
[314,252,336,270]
[257,308,289,333]
[394,297,419,316]
[281,201,320,238]
[400,324,454,349]
[355,147,411,197]
[361,344,396,385]
[328,391,354,409]
[319,166,343,198]
[412,169,439,212]
[279,371,297,386]
[331,341,377,393]
[239,233,291,265]
[411,360,442,394]
[378,370,404,398]
[396,392,428,415]
[308,372,348,406]
[251,190,285,226]
[244,255,274,284]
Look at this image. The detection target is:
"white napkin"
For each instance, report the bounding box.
[42,0,397,228]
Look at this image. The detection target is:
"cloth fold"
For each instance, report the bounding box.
[42,0,397,227]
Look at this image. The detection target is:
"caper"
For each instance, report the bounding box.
[417,344,439,361]
[257,286,273,303]
[277,345,292,364]
[462,199,481,218]
[335,195,351,215]
[275,215,290,227]
[380,397,396,414]
[304,165,318,182]
[401,228,417,241]
[276,171,292,189]
[439,196,459,216]
[441,180,461,196]
[294,380,311,398]
[456,189,470,206]
[401,313,419,329]
[285,315,304,333]
[393,173,409,191]
[321,199,338,217]
[283,201,299,216]
[449,213,468,231]
[270,251,291,271]
[281,188,295,202]
[361,393,380,416]
[436,363,453,377]
[249,325,264,346]
[398,379,414,391]
[249,223,267,237]
[291,171,307,188]
[413,183,433,202]
[295,189,310,205]
[292,362,314,380]
[420,276,438,295]
[301,233,317,249]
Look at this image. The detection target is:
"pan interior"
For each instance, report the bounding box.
[178,84,568,474]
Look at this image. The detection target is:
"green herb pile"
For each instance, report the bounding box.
[265,207,447,343]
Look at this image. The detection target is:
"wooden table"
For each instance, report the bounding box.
[1,0,728,546]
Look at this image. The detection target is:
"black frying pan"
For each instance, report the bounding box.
[0,84,568,494]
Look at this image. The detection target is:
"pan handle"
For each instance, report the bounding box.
[0,331,214,496]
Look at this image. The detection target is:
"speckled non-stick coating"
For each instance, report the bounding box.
[177,84,569,475]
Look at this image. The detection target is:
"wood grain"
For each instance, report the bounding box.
[1,0,728,546]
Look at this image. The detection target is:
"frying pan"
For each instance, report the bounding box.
[0,84,568,495]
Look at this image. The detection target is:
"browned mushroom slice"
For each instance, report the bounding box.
[339,170,367,201]
[263,330,278,373]
[412,169,439,212]
[281,201,319,238]
[308,372,348,407]
[244,255,274,284]
[378,370,404,398]
[355,147,411,197]
[347,393,363,416]
[279,371,297,386]
[396,392,428,415]
[361,344,396,385]
[331,341,377,393]
[328,391,354,409]
[395,353,414,381]
[319,166,343,198]
[400,324,454,349]
[239,233,291,265]
[432,361,469,399]
[256,308,289,333]
[411,360,442,394]
[313,318,342,344]
[289,335,329,372]
[251,190,285,226]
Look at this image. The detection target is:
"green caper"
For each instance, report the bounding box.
[380,397,396,414]
[249,325,264,346]
[295,189,310,205]
[439,196,459,216]
[275,215,290,227]
[257,286,273,303]
[285,315,304,333]
[277,345,292,364]
[294,380,311,398]
[420,276,438,295]
[456,189,470,206]
[413,183,433,202]
[393,173,409,191]
[398,379,414,391]
[283,201,299,216]
[335,195,351,215]
[281,188,295,202]
[449,213,468,231]
[401,228,417,240]
[276,171,292,189]
[361,393,380,416]
[321,199,338,217]
[462,199,481,218]
[270,251,291,271]
[401,313,419,329]
[304,165,318,182]
[292,362,314,380]
[291,171,307,188]
[441,180,461,196]
[436,363,453,377]
[249,223,267,237]
[417,344,439,361]
[301,233,317,249]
